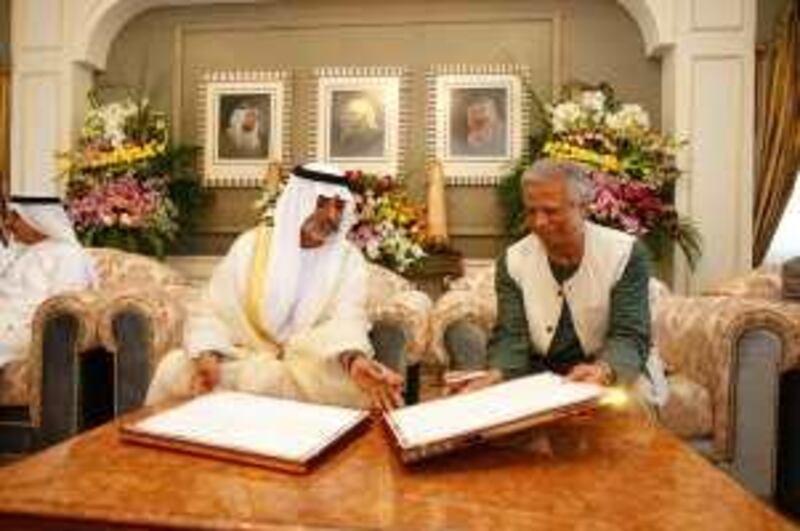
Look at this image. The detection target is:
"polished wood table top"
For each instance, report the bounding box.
[0,408,793,530]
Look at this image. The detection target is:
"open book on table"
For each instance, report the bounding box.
[383,372,606,463]
[119,391,369,473]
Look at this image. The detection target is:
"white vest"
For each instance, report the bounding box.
[506,221,633,357]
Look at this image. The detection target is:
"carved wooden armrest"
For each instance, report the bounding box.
[369,289,432,365]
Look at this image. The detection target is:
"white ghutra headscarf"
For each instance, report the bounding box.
[4,196,96,286]
[262,163,357,342]
[8,196,79,243]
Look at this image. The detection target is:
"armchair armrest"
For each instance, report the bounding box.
[28,289,105,431]
[430,288,497,366]
[97,285,187,369]
[653,294,798,459]
[368,289,432,365]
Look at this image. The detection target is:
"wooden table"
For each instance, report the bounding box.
[0,409,793,530]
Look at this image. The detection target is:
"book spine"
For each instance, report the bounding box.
[403,433,487,463]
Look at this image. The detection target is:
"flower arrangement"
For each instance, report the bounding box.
[255,170,428,273]
[58,94,201,257]
[498,83,701,267]
[345,171,428,273]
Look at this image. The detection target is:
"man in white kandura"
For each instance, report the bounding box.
[0,196,97,370]
[146,163,404,410]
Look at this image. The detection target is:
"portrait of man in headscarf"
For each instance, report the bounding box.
[448,87,508,158]
[329,90,386,159]
[217,94,272,160]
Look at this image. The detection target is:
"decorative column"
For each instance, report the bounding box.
[11,0,70,195]
[658,0,757,292]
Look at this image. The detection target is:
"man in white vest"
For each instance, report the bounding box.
[146,163,404,411]
[447,159,667,404]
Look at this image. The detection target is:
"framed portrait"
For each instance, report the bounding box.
[198,70,290,187]
[428,65,531,186]
[310,67,409,175]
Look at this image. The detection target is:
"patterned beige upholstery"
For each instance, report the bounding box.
[0,360,28,406]
[94,252,433,367]
[365,263,432,364]
[431,264,798,460]
[706,268,782,300]
[705,268,800,370]
[90,248,191,370]
[0,249,186,409]
[0,286,104,411]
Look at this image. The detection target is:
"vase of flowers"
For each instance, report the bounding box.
[498,83,701,268]
[345,170,428,273]
[58,93,202,257]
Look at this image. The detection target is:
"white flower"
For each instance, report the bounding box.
[550,102,584,133]
[580,90,606,114]
[365,239,381,260]
[605,104,650,134]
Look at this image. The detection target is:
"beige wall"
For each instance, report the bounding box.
[100,0,660,256]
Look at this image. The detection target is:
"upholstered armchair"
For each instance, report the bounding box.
[0,280,105,453]
[95,250,433,408]
[706,268,800,360]
[430,264,799,500]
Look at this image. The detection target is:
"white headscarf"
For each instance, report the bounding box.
[263,162,357,342]
[6,197,97,287]
[9,198,79,243]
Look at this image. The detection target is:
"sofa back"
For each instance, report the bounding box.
[88,248,186,292]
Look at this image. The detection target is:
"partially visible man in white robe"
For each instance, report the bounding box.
[0,196,97,369]
[146,163,404,410]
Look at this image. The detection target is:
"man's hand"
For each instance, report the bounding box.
[443,369,503,396]
[191,351,222,394]
[342,351,404,411]
[566,362,614,386]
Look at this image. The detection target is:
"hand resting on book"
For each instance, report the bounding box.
[443,369,503,396]
[566,361,615,386]
[191,351,223,394]
[341,350,404,411]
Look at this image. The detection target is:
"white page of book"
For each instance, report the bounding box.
[387,373,604,448]
[132,391,366,462]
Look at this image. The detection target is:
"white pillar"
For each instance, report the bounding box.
[10,0,96,196]
[659,0,756,292]
[10,0,67,195]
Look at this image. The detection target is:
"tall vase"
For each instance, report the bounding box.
[426,160,449,247]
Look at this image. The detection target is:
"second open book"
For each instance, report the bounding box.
[121,372,605,471]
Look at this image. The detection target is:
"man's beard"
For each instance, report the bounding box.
[227,127,262,152]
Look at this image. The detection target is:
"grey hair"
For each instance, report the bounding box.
[520,159,594,204]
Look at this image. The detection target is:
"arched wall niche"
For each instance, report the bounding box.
[11,0,756,293]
